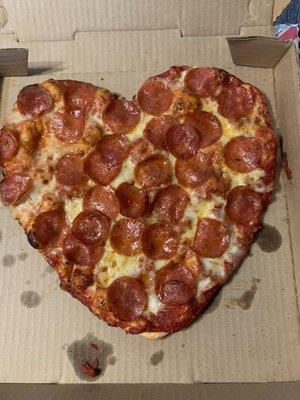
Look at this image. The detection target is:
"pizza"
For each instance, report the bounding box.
[0,66,277,338]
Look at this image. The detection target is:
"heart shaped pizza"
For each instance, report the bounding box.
[0,66,277,338]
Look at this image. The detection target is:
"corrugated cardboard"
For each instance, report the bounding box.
[0,0,299,397]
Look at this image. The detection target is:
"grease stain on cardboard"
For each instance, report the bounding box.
[2,254,16,267]
[20,290,42,308]
[257,224,282,253]
[150,350,164,366]
[67,333,113,381]
[18,252,28,261]
[226,278,260,310]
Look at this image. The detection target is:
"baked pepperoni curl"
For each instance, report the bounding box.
[32,209,67,248]
[225,186,262,225]
[0,127,19,163]
[17,84,53,116]
[0,173,33,205]
[97,134,130,167]
[50,109,84,143]
[137,78,174,115]
[143,115,176,149]
[107,277,147,321]
[216,84,255,121]
[102,98,140,134]
[166,122,200,159]
[184,67,225,98]
[83,185,120,220]
[134,154,171,188]
[192,218,230,258]
[185,111,222,148]
[175,151,215,188]
[152,185,189,222]
[224,136,262,173]
[116,182,146,219]
[110,218,145,256]
[63,234,104,266]
[155,262,196,306]
[83,150,121,186]
[142,222,178,260]
[63,80,96,113]
[72,210,110,245]
[55,154,88,187]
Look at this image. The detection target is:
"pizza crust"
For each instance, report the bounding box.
[140,331,168,340]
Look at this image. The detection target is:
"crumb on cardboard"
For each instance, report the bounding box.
[81,360,101,378]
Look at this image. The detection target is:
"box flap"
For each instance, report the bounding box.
[0,0,274,41]
[227,36,291,68]
[0,48,28,76]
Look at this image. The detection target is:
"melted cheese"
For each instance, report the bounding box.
[96,242,140,287]
[65,197,83,223]
[111,158,135,188]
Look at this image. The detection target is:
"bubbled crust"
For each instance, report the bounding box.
[0,67,277,338]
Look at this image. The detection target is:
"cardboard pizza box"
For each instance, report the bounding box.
[0,0,299,398]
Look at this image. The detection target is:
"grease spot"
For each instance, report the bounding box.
[181,344,185,348]
[67,333,113,381]
[108,356,117,365]
[206,290,222,314]
[20,290,42,308]
[2,254,16,267]
[25,280,31,285]
[150,350,164,366]
[257,224,282,253]
[18,252,28,261]
[226,278,260,310]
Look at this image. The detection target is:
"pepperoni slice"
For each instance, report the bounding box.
[55,154,88,187]
[84,150,121,185]
[63,234,104,266]
[217,85,254,120]
[97,134,130,167]
[152,185,189,222]
[143,115,176,149]
[83,185,120,220]
[142,222,178,260]
[17,84,53,116]
[110,218,145,256]
[175,151,215,188]
[0,173,33,205]
[184,67,222,98]
[116,182,146,218]
[185,111,222,148]
[166,122,200,159]
[225,186,262,224]
[155,262,195,306]
[0,127,19,162]
[91,89,113,117]
[137,79,173,115]
[192,218,230,258]
[224,136,261,173]
[102,98,140,134]
[72,210,109,245]
[33,209,67,248]
[64,80,96,112]
[51,109,84,143]
[134,154,170,188]
[107,277,147,321]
